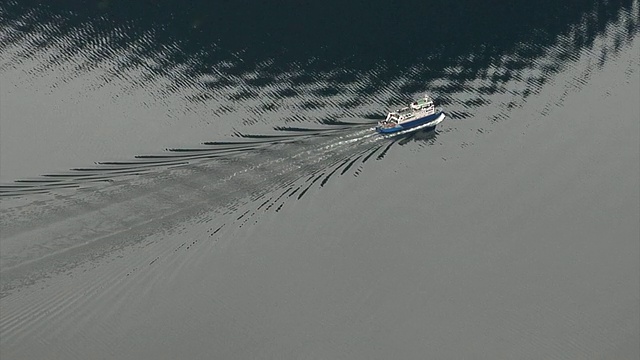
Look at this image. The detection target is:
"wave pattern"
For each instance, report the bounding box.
[1,0,637,197]
[0,0,638,295]
[2,1,637,123]
[0,3,638,358]
[0,125,363,196]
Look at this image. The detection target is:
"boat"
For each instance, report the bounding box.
[376,94,445,134]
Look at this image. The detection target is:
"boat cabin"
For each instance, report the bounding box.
[410,94,435,111]
[376,93,443,133]
[378,94,438,129]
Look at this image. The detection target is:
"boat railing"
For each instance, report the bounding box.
[385,112,399,122]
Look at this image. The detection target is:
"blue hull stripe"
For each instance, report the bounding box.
[376,111,443,134]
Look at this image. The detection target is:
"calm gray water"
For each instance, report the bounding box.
[1,0,639,358]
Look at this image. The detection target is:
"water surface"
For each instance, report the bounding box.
[1,1,638,358]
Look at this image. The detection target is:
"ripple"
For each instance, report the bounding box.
[1,0,638,193]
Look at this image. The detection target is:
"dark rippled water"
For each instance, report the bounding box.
[1,1,639,358]
[1,0,636,190]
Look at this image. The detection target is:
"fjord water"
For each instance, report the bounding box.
[1,0,638,358]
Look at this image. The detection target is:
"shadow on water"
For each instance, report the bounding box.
[1,0,637,110]
[0,96,437,196]
[397,127,440,146]
[0,0,638,197]
[0,122,374,196]
[0,0,638,299]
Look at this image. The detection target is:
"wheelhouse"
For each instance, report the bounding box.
[376,94,443,132]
